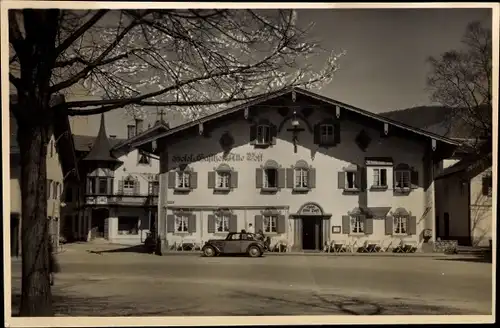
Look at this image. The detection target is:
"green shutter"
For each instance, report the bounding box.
[385,216,393,235]
[408,216,417,235]
[167,172,176,189]
[190,172,198,189]
[230,171,238,188]
[338,172,345,189]
[342,215,350,234]
[255,168,263,188]
[207,215,215,233]
[166,215,175,233]
[207,171,215,189]
[276,215,286,234]
[308,168,316,189]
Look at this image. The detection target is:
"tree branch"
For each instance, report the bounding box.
[10,73,22,90]
[54,10,109,57]
[9,11,25,58]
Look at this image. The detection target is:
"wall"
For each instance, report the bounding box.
[159,108,433,249]
[470,168,492,246]
[113,148,160,194]
[107,207,152,245]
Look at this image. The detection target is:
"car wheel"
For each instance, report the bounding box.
[203,246,216,257]
[248,246,261,258]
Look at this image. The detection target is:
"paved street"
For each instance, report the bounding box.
[10,246,493,316]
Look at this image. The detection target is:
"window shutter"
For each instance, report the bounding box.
[342,215,350,234]
[166,214,175,233]
[482,176,490,195]
[286,168,294,188]
[47,180,51,199]
[338,172,346,189]
[276,215,286,234]
[229,214,238,232]
[167,172,176,189]
[255,215,263,232]
[278,168,286,188]
[134,179,140,195]
[230,171,238,188]
[411,169,419,189]
[360,167,367,190]
[255,168,263,188]
[107,178,113,194]
[333,121,341,145]
[385,216,393,235]
[188,214,196,233]
[190,172,198,189]
[207,171,216,189]
[308,168,316,189]
[118,179,124,194]
[270,124,278,145]
[313,123,320,145]
[408,216,417,235]
[249,124,257,145]
[207,215,216,233]
[363,217,373,234]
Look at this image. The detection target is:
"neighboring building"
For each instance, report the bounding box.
[125,87,461,252]
[435,149,492,247]
[9,95,79,256]
[61,114,166,245]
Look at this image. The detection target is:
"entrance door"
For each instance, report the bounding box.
[302,218,322,250]
[91,209,108,239]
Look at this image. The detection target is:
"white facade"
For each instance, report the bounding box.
[145,91,455,252]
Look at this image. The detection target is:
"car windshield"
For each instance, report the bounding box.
[227,233,240,240]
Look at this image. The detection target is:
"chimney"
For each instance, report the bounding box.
[135,118,144,135]
[127,124,135,139]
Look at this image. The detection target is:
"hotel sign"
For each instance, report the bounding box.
[172,152,263,163]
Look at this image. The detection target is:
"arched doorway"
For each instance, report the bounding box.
[91,208,109,239]
[291,202,331,251]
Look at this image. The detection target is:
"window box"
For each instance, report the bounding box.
[370,185,388,191]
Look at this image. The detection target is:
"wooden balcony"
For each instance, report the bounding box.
[85,193,158,207]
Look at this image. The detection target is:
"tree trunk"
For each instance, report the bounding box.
[18,119,53,316]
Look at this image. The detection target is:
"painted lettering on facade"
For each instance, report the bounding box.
[172,152,263,163]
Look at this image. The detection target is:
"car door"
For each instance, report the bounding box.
[223,233,242,254]
[240,233,254,253]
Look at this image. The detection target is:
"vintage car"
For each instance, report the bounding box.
[202,232,266,257]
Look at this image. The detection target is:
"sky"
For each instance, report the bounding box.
[70,7,492,138]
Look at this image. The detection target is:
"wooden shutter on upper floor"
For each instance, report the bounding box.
[118,179,124,194]
[333,121,341,145]
[188,214,196,233]
[167,172,176,189]
[207,171,216,189]
[133,179,140,195]
[278,168,286,188]
[341,215,350,234]
[229,214,238,232]
[286,168,294,188]
[411,169,419,189]
[249,124,257,145]
[190,172,198,189]
[230,171,238,188]
[363,217,373,234]
[276,215,286,234]
[313,124,320,145]
[270,124,278,145]
[255,168,263,188]
[338,172,346,189]
[308,168,316,189]
[207,215,216,233]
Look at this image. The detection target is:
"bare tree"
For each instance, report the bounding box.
[426,21,492,154]
[8,8,343,316]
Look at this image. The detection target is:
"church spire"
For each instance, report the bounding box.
[83,113,121,163]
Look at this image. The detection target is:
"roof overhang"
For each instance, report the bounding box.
[123,87,462,155]
[435,153,492,181]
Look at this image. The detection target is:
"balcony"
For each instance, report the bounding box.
[85,193,158,207]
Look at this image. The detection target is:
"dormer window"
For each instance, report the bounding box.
[320,124,335,144]
[256,124,271,145]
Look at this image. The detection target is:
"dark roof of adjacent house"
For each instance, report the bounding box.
[112,119,170,152]
[126,87,462,154]
[73,135,125,153]
[435,152,492,180]
[82,113,122,163]
[9,94,80,180]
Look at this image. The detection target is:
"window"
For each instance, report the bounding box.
[118,216,139,235]
[123,177,136,195]
[394,170,410,189]
[176,171,190,189]
[350,216,364,234]
[346,171,357,189]
[47,179,52,199]
[138,153,150,165]
[49,140,54,157]
[149,181,159,196]
[319,124,334,144]
[216,171,231,189]
[98,177,108,194]
[256,124,271,145]
[87,178,96,194]
[175,214,189,233]
[263,168,278,188]
[263,215,277,233]
[294,168,308,188]
[216,214,230,232]
[127,125,135,139]
[373,168,387,187]
[482,175,492,197]
[393,216,407,235]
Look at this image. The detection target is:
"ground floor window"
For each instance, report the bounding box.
[350,216,364,234]
[216,214,230,232]
[175,214,189,232]
[393,216,408,234]
[263,215,277,233]
[118,216,139,235]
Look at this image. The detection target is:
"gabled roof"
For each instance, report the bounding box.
[435,153,492,180]
[82,113,122,163]
[112,119,170,152]
[73,135,125,153]
[127,87,462,151]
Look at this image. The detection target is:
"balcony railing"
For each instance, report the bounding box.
[85,193,158,206]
